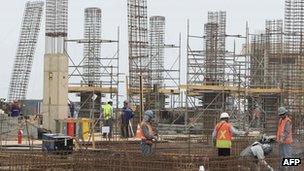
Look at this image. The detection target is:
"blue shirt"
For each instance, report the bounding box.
[11,105,20,117]
[122,107,134,124]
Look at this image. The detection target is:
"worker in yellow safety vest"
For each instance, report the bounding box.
[212,112,246,156]
[102,100,113,138]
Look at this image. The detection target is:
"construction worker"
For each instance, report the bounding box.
[240,135,275,171]
[102,99,113,138]
[212,112,245,156]
[121,100,134,138]
[138,110,157,157]
[251,104,261,128]
[276,107,293,170]
[10,100,20,117]
[68,101,75,118]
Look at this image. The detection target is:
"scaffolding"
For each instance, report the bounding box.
[66,26,120,120]
[8,1,44,102]
[186,11,251,139]
[185,6,304,139]
[76,8,103,118]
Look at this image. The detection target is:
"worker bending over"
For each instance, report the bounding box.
[212,112,245,156]
[240,135,275,171]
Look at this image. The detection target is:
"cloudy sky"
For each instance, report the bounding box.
[0,0,284,100]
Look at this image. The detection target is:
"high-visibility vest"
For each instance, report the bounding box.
[215,121,232,148]
[276,117,293,144]
[137,122,153,141]
[103,104,112,120]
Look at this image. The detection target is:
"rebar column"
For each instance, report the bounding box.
[83,8,102,85]
[127,0,149,104]
[8,1,44,102]
[149,16,165,87]
[43,0,69,132]
[45,0,68,54]
[205,11,226,83]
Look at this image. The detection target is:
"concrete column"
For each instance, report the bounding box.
[42,53,68,133]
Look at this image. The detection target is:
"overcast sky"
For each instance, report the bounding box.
[0,0,284,100]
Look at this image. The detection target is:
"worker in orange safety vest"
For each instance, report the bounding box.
[212,112,246,156]
[276,106,293,170]
[137,110,157,157]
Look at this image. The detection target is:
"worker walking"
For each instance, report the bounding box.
[121,100,134,138]
[276,107,293,171]
[212,112,245,156]
[138,110,157,157]
[102,99,114,138]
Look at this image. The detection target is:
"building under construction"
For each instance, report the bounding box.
[1,0,304,170]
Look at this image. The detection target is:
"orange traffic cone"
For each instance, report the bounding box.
[135,124,143,139]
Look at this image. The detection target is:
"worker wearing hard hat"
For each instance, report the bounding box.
[212,112,246,156]
[240,135,275,171]
[137,110,157,157]
[276,107,293,169]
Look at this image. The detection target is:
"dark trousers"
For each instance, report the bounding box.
[218,148,231,156]
[121,123,129,138]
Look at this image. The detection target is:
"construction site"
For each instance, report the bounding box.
[0,0,304,170]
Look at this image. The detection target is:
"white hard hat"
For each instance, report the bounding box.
[278,107,287,116]
[220,112,230,119]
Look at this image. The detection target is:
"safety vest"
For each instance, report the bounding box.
[137,122,153,141]
[103,104,112,120]
[215,121,232,148]
[276,117,293,144]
